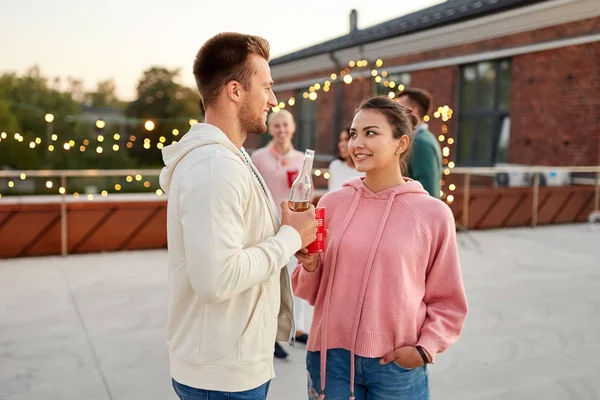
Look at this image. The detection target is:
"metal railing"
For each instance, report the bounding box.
[1,166,599,255]
[0,169,162,256]
[450,166,600,228]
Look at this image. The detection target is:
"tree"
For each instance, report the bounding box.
[126,67,201,167]
[0,102,41,169]
[86,79,123,108]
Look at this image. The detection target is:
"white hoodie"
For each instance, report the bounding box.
[160,123,301,391]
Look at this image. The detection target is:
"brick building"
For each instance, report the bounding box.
[246,0,600,170]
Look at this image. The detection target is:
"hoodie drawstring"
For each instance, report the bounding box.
[347,194,396,400]
[319,191,397,400]
[319,188,363,399]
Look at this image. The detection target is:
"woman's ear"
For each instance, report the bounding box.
[398,134,410,155]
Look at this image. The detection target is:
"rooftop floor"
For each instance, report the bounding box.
[1,224,599,400]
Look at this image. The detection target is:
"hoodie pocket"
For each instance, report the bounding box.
[238,282,278,364]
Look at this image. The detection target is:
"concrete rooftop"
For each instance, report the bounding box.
[1,224,599,400]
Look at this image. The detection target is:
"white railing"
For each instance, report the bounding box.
[0,166,598,255]
[450,166,600,228]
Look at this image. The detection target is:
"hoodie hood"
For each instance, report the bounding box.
[159,123,242,194]
[343,176,429,199]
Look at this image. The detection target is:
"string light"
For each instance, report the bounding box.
[144,120,155,131]
[113,133,120,140]
[156,189,163,196]
[97,135,104,142]
[45,181,53,189]
[96,120,106,129]
[45,113,54,123]
[59,187,66,194]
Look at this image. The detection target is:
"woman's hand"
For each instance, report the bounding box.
[379,346,431,369]
[295,229,328,272]
[296,249,320,272]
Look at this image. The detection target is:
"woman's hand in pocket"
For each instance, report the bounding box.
[379,346,429,369]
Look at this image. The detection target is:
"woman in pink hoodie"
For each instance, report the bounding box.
[292,96,467,400]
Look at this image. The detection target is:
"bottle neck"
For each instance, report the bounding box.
[299,157,314,177]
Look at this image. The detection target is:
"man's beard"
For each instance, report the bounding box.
[239,102,267,135]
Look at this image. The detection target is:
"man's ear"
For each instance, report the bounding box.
[225,80,243,103]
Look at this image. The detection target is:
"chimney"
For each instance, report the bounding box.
[349,9,358,34]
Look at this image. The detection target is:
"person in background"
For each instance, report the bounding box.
[293,96,467,400]
[252,109,311,360]
[327,128,364,192]
[396,88,443,199]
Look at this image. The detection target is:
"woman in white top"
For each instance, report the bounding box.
[328,127,364,191]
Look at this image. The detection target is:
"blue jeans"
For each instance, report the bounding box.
[172,379,270,400]
[306,349,429,400]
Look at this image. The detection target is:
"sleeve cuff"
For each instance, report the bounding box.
[277,224,302,257]
[416,335,444,364]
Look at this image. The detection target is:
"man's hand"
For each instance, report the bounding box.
[379,346,430,369]
[281,201,318,249]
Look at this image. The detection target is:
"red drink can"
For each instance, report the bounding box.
[287,168,299,188]
[306,207,325,253]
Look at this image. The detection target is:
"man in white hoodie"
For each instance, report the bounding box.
[159,33,318,400]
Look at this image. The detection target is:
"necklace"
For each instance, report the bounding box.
[240,150,269,197]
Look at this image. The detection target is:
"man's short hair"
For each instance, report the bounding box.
[193,33,270,109]
[397,88,432,119]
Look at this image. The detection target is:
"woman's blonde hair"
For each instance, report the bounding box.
[268,109,294,125]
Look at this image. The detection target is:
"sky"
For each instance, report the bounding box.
[1,0,443,100]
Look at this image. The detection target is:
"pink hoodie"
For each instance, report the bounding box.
[292,177,467,398]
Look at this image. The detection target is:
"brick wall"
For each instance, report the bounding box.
[510,42,600,166]
[273,16,600,167]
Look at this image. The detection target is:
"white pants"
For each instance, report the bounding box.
[287,256,307,332]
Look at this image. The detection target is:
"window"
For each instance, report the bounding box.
[373,73,411,96]
[294,89,317,151]
[457,60,511,166]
